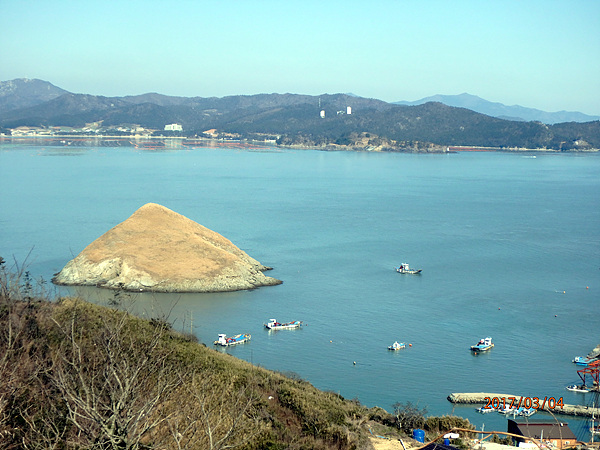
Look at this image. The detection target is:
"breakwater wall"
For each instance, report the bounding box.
[448,392,599,417]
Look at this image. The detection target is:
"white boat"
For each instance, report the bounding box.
[213,333,251,346]
[395,263,422,274]
[471,337,494,352]
[566,384,591,393]
[497,406,517,415]
[517,407,536,417]
[388,341,406,351]
[476,406,494,414]
[573,356,599,366]
[264,319,303,330]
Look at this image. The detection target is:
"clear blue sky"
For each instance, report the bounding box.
[1,0,599,115]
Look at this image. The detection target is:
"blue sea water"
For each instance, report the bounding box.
[1,141,599,440]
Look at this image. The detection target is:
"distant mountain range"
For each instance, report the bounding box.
[1,78,599,151]
[0,78,69,112]
[394,93,600,124]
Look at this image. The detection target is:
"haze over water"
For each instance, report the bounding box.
[1,141,599,440]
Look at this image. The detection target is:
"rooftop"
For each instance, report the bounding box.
[508,420,576,440]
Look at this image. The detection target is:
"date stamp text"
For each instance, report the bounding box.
[482,396,564,410]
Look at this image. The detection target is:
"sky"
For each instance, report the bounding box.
[1,0,599,115]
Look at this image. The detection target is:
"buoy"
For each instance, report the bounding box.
[409,343,412,347]
[563,291,566,294]
[586,286,589,289]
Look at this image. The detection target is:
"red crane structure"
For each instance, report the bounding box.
[577,359,600,391]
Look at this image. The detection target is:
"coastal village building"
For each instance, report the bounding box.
[11,126,52,136]
[202,129,218,138]
[164,123,183,131]
[507,419,577,449]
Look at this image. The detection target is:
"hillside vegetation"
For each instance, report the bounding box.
[1,80,599,151]
[1,256,476,449]
[0,261,364,449]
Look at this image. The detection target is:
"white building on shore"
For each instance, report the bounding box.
[164,123,183,131]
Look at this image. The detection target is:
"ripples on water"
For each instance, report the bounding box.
[1,143,599,439]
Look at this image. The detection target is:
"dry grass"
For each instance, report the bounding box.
[53,203,282,291]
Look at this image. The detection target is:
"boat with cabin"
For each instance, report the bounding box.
[517,407,536,417]
[573,356,599,366]
[566,384,591,393]
[264,319,303,330]
[497,406,517,415]
[388,341,406,351]
[214,333,251,346]
[471,337,494,352]
[395,263,422,274]
[476,406,494,414]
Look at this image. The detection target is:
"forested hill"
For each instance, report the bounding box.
[1,79,599,151]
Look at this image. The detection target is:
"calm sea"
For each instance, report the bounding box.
[1,140,599,440]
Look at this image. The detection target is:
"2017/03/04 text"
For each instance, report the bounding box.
[483,397,564,410]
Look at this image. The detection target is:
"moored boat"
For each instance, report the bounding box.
[572,356,599,366]
[497,406,517,415]
[214,333,251,346]
[471,337,494,352]
[476,406,493,414]
[395,263,422,274]
[517,407,536,417]
[264,319,303,330]
[566,384,591,393]
[388,341,406,351]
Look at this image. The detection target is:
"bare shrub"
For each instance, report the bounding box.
[392,401,428,434]
[49,300,181,449]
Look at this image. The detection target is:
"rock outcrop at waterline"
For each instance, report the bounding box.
[588,343,600,359]
[52,203,282,292]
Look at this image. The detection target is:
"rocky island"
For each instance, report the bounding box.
[52,203,282,292]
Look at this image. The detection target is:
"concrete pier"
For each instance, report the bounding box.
[448,392,600,417]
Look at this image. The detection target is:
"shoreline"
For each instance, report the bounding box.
[1,135,598,153]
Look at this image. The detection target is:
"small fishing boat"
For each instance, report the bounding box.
[471,337,494,352]
[264,319,303,330]
[476,406,493,414]
[566,384,591,393]
[497,406,517,415]
[572,356,599,366]
[214,333,251,346]
[388,341,406,351]
[395,263,422,274]
[517,407,536,417]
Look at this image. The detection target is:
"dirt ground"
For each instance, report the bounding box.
[368,438,517,450]
[369,436,402,449]
[368,436,415,450]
